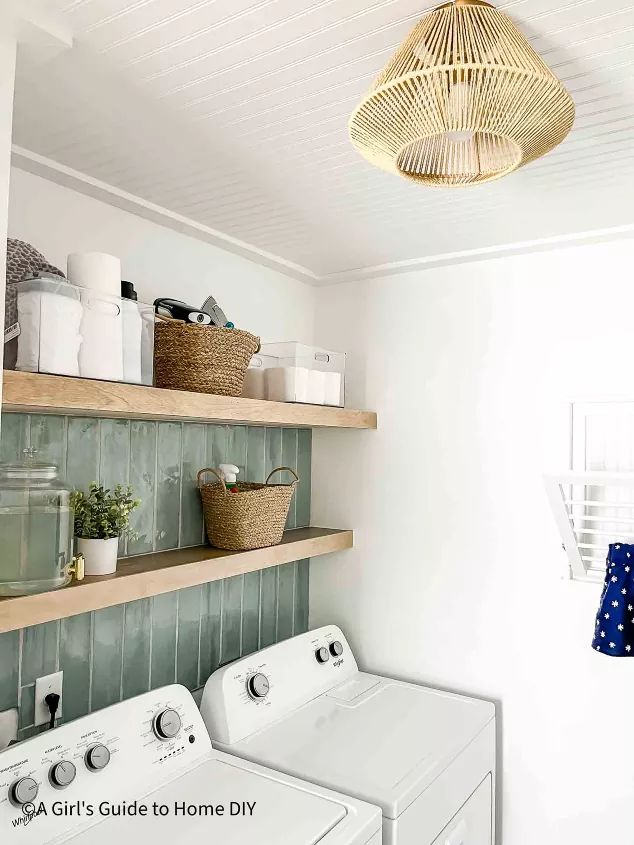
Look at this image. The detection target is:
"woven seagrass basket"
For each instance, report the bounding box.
[154,318,259,396]
[197,466,299,551]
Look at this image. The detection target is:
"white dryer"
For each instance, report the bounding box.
[201,626,496,845]
[0,684,381,845]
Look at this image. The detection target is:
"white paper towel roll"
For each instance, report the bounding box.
[324,372,342,406]
[265,366,310,402]
[67,252,121,297]
[242,368,266,400]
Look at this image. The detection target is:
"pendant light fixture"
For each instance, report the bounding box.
[348,0,575,186]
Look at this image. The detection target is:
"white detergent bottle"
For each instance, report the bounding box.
[219,464,240,493]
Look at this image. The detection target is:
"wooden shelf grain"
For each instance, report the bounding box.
[2,371,377,430]
[0,527,353,633]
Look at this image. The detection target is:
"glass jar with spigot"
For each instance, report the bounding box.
[0,448,83,596]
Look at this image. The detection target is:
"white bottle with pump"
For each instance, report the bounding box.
[219,464,240,492]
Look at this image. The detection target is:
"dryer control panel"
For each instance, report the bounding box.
[201,626,358,745]
[0,684,210,844]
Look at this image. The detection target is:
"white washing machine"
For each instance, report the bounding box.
[0,684,381,845]
[201,626,496,845]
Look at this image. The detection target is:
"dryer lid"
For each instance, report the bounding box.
[63,756,352,845]
[227,675,495,820]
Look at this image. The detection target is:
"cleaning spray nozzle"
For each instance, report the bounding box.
[219,464,240,491]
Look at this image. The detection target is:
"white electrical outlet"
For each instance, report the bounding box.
[34,670,63,727]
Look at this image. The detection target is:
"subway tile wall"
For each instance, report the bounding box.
[0,414,311,739]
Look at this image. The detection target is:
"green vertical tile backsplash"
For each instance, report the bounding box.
[0,414,311,732]
[155,422,182,551]
[66,418,100,492]
[0,631,19,710]
[176,586,201,690]
[122,599,151,700]
[259,567,279,649]
[91,606,124,711]
[221,576,243,665]
[277,564,296,641]
[198,581,222,685]
[59,614,91,721]
[150,592,178,690]
[241,571,261,656]
[128,421,157,555]
[181,424,206,547]
[0,414,27,463]
[296,429,312,528]
[31,415,67,468]
[21,622,58,686]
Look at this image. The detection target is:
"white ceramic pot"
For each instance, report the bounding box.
[76,537,119,576]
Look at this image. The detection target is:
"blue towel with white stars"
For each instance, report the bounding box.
[593,543,634,656]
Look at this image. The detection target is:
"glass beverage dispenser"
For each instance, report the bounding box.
[0,451,80,596]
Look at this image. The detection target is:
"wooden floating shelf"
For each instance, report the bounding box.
[2,371,377,430]
[0,527,353,634]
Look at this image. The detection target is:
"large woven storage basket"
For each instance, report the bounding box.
[154,319,259,396]
[197,466,299,551]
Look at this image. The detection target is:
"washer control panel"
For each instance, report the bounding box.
[0,685,210,844]
[201,626,357,745]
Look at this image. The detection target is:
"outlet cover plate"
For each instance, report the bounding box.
[34,671,63,727]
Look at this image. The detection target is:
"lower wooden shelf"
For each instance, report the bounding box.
[0,527,352,634]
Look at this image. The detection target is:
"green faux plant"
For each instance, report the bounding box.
[70,483,140,540]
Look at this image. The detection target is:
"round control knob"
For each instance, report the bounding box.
[153,708,182,741]
[49,760,76,789]
[85,743,110,772]
[247,673,270,699]
[315,646,330,664]
[329,641,343,657]
[10,777,39,806]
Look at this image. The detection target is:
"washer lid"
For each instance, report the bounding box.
[63,756,354,845]
[226,675,495,820]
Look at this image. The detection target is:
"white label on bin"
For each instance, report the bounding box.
[4,322,20,343]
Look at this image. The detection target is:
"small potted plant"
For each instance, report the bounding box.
[70,483,140,576]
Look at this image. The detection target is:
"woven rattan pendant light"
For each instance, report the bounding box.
[349,0,575,186]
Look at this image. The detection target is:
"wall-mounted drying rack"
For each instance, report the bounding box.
[545,471,634,583]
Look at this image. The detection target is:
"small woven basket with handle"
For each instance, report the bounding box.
[154,317,260,396]
[197,466,299,551]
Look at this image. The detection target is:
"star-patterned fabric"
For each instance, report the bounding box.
[592,543,634,656]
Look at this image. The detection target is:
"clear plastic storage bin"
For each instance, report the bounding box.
[243,342,345,407]
[5,276,154,385]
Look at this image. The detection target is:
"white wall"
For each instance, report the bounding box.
[8,167,315,343]
[0,36,16,425]
[311,238,634,845]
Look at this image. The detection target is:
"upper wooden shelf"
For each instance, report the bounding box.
[2,371,377,430]
[0,527,353,633]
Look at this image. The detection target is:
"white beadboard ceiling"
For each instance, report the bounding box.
[11,0,634,282]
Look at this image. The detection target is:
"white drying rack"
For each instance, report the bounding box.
[545,471,634,583]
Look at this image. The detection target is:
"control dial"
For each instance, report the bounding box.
[329,641,343,657]
[315,646,330,664]
[49,761,76,789]
[153,708,182,740]
[247,673,270,699]
[9,777,39,806]
[85,743,110,772]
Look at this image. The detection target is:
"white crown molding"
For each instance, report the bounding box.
[3,1,72,56]
[11,146,320,285]
[317,224,634,285]
[12,146,634,287]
